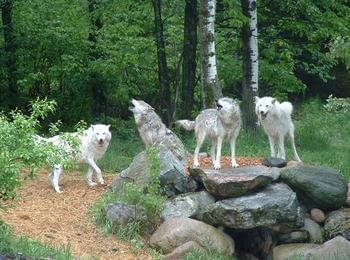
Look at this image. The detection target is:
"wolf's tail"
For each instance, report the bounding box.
[281,101,293,116]
[176,120,195,131]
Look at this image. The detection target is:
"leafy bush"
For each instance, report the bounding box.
[324,94,350,113]
[0,99,78,200]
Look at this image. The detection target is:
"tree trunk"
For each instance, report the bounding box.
[241,0,259,129]
[198,0,222,108]
[1,0,18,110]
[88,0,105,120]
[152,0,171,126]
[181,0,198,118]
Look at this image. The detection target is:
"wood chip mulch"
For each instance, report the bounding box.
[0,169,151,260]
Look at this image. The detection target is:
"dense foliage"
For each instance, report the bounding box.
[1,0,349,126]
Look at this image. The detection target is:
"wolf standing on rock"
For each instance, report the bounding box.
[255,96,301,162]
[177,97,241,169]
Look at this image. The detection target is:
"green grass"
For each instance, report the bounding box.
[0,221,72,259]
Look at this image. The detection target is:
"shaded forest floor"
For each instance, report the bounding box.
[0,169,150,260]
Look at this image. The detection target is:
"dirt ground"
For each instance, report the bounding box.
[0,169,151,260]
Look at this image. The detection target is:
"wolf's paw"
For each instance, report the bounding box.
[193,162,200,168]
[54,186,63,193]
[88,181,97,187]
[231,162,239,168]
[213,162,221,170]
[98,180,105,185]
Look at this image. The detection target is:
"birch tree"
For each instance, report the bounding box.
[198,0,222,108]
[241,0,259,128]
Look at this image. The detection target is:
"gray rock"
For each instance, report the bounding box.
[201,183,302,229]
[263,157,287,168]
[310,208,326,224]
[189,166,279,197]
[280,165,347,210]
[162,191,215,220]
[302,218,324,244]
[161,241,204,260]
[273,236,350,260]
[324,208,350,240]
[110,132,197,197]
[277,230,309,244]
[150,217,235,256]
[104,203,138,227]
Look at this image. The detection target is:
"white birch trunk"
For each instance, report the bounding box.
[207,0,217,85]
[248,0,258,93]
[199,0,222,107]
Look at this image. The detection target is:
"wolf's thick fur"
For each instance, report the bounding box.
[129,99,168,147]
[255,96,301,161]
[39,124,111,193]
[177,97,241,169]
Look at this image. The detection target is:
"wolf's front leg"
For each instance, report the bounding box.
[214,137,223,169]
[86,166,97,186]
[87,158,104,185]
[277,135,286,159]
[268,136,276,157]
[230,138,239,168]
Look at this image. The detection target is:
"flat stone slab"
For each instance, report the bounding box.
[189,165,279,197]
[200,183,302,229]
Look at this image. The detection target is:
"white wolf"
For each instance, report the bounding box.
[129,99,168,147]
[38,124,111,193]
[255,96,301,162]
[177,97,241,169]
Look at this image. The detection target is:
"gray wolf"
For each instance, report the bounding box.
[38,124,111,193]
[177,97,241,169]
[255,96,301,161]
[129,99,168,147]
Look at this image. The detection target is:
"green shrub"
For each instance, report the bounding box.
[0,99,80,200]
[324,94,350,113]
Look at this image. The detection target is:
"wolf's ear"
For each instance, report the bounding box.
[106,124,111,130]
[90,125,95,131]
[271,98,276,105]
[254,96,259,103]
[147,105,154,111]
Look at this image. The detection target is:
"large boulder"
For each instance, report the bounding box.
[189,166,279,197]
[149,217,235,256]
[161,191,215,220]
[200,183,302,229]
[273,236,350,260]
[110,132,197,197]
[324,208,350,240]
[280,165,347,210]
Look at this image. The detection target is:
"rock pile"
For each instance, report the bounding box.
[107,132,350,259]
